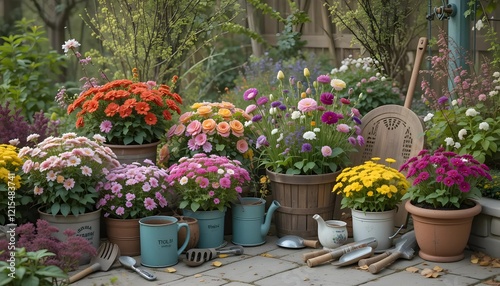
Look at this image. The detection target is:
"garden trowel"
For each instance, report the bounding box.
[365,230,417,274]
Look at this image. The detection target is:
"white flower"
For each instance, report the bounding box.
[9,139,20,146]
[330,79,347,91]
[452,100,458,106]
[271,128,278,135]
[475,19,484,31]
[490,90,499,97]
[269,107,276,114]
[277,133,283,142]
[179,176,188,185]
[465,108,479,117]
[444,137,455,146]
[303,131,316,140]
[423,113,434,122]
[458,129,467,140]
[454,142,461,149]
[291,111,301,120]
[62,39,80,53]
[217,169,225,175]
[381,76,387,81]
[479,122,490,131]
[339,65,348,72]
[493,71,500,78]
[313,128,320,132]
[244,121,252,127]
[269,94,274,100]
[27,134,40,142]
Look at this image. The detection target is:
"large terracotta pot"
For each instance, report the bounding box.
[104,217,141,256]
[104,141,160,165]
[405,200,482,262]
[266,170,341,239]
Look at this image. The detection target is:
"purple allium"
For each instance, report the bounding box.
[301,143,312,152]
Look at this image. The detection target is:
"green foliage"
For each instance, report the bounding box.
[0,19,66,120]
[477,168,500,200]
[0,248,68,286]
[84,0,245,82]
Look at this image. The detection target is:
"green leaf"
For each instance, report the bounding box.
[50,203,60,215]
[190,202,200,212]
[60,204,71,216]
[35,266,68,278]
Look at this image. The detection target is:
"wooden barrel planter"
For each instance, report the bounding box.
[266,170,341,239]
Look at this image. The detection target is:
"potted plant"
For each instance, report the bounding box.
[18,132,120,249]
[166,153,251,248]
[95,160,171,255]
[399,148,492,262]
[419,29,500,258]
[242,68,364,237]
[61,39,184,164]
[333,157,409,250]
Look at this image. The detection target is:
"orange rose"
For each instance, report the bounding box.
[202,119,217,135]
[179,112,193,124]
[197,105,212,117]
[191,102,203,110]
[219,101,235,109]
[217,122,230,137]
[218,108,232,119]
[230,120,244,137]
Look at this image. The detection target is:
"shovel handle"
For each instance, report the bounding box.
[69,263,101,283]
[302,239,321,249]
[358,251,391,267]
[302,249,330,262]
[307,252,335,267]
[368,252,402,274]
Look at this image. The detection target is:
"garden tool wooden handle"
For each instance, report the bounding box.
[302,249,330,262]
[368,252,403,274]
[302,239,321,249]
[307,252,335,267]
[69,263,100,283]
[358,251,391,267]
[404,37,428,109]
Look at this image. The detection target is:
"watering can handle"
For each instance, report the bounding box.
[177,223,190,256]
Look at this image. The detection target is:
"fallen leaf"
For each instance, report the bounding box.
[165,267,176,273]
[260,253,274,258]
[194,274,202,278]
[358,265,369,270]
[431,272,442,278]
[406,266,420,273]
[491,261,500,268]
[484,278,500,286]
[421,268,434,277]
[212,261,223,267]
[471,255,479,264]
[218,254,229,258]
[433,265,444,272]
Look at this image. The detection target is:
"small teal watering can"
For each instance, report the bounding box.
[231,197,280,246]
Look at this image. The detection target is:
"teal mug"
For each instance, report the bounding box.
[139,216,190,267]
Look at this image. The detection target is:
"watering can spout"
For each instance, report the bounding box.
[261,200,280,236]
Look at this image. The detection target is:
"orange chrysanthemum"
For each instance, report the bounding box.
[135,102,151,115]
[145,113,158,125]
[86,99,99,113]
[104,102,120,117]
[76,116,85,128]
[163,109,172,121]
[166,99,181,114]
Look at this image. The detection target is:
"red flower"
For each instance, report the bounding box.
[135,102,151,115]
[145,113,157,125]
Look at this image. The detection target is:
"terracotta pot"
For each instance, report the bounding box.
[104,217,141,256]
[174,216,199,251]
[104,141,160,165]
[405,200,482,262]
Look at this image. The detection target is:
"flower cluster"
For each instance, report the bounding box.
[420,30,500,166]
[166,101,254,169]
[19,133,121,216]
[96,160,170,219]
[333,158,409,212]
[399,148,492,209]
[0,219,96,272]
[62,39,183,145]
[330,56,402,115]
[242,68,364,175]
[166,154,251,212]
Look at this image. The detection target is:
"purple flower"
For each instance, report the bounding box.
[317,75,331,84]
[320,93,334,105]
[301,143,312,152]
[256,96,269,106]
[252,114,263,122]
[243,88,258,100]
[438,96,448,105]
[352,116,362,125]
[271,101,282,107]
[100,120,112,133]
[321,111,341,124]
[348,137,356,146]
[256,135,269,148]
[278,104,287,110]
[356,135,365,146]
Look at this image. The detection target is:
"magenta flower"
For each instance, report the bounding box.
[144,197,157,211]
[317,74,331,84]
[220,177,231,188]
[214,198,220,204]
[321,111,342,124]
[115,207,125,216]
[243,88,258,100]
[320,92,334,105]
[256,96,269,106]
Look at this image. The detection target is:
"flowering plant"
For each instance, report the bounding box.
[333,158,409,212]
[166,154,251,212]
[165,101,254,169]
[330,55,402,115]
[62,39,183,145]
[95,160,170,219]
[19,132,121,216]
[399,148,492,209]
[420,31,500,166]
[242,68,364,175]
